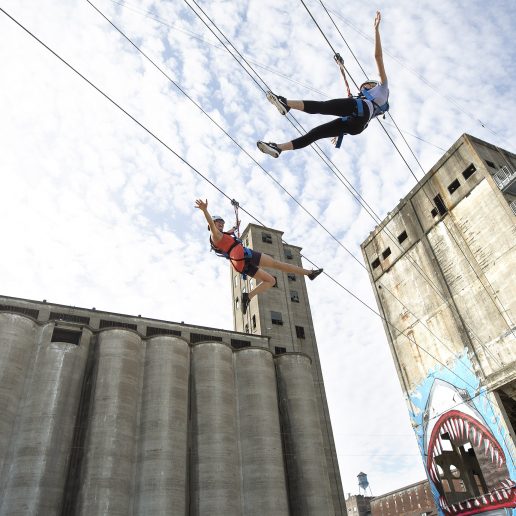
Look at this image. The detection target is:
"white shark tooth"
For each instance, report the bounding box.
[447,420,456,439]
[484,438,490,455]
[481,495,487,505]
[502,489,509,499]
[496,490,502,501]
[474,499,480,506]
[464,419,470,436]
[490,493,496,503]
[490,445,495,463]
[450,418,457,439]
[453,418,460,438]
[458,417,464,438]
[458,502,463,510]
[477,431,483,447]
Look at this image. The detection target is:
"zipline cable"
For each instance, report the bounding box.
[324,5,511,147]
[180,0,396,237]
[313,0,516,342]
[107,0,451,154]
[304,0,513,360]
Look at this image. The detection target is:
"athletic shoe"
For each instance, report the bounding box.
[241,292,250,315]
[257,141,282,158]
[266,91,290,115]
[308,268,323,281]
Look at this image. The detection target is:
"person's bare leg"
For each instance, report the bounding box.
[286,100,305,111]
[277,142,294,151]
[259,254,312,276]
[248,269,276,300]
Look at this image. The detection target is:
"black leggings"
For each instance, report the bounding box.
[291,98,370,149]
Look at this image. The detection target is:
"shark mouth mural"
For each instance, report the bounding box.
[423,380,516,515]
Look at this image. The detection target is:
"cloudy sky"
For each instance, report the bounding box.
[1,0,514,497]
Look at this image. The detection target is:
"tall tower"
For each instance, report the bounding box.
[232,224,346,514]
[361,134,516,515]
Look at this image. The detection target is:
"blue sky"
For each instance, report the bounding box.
[0,0,515,496]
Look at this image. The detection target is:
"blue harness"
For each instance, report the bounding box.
[335,88,389,149]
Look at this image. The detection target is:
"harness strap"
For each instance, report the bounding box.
[335,98,365,149]
[360,87,388,118]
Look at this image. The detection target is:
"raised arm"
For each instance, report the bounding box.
[374,11,387,84]
[195,198,222,243]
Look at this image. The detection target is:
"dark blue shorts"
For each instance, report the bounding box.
[242,249,262,278]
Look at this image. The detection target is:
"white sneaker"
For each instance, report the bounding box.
[257,141,282,158]
[266,91,290,115]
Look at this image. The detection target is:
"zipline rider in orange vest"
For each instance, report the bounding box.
[195,198,323,315]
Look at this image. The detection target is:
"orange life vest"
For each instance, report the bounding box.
[210,232,247,273]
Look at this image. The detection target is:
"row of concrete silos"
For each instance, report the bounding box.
[0,312,334,515]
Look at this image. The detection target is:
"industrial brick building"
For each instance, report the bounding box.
[361,134,516,515]
[370,479,437,516]
[0,223,345,516]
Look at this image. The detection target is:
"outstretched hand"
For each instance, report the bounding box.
[195,198,208,211]
[374,11,381,29]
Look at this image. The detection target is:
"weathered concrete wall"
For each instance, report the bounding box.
[234,347,289,516]
[0,304,338,516]
[75,329,145,516]
[362,135,516,389]
[361,134,516,516]
[276,353,333,516]
[190,341,241,516]
[135,335,189,515]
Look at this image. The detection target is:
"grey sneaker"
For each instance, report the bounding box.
[266,91,290,115]
[257,141,282,158]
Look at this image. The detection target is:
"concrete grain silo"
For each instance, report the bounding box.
[0,313,40,480]
[136,335,190,515]
[75,329,144,516]
[234,347,289,516]
[276,353,334,516]
[0,323,91,515]
[0,294,343,515]
[190,341,241,516]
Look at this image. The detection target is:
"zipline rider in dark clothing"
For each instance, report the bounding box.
[257,11,388,157]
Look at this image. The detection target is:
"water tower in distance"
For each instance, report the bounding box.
[358,472,373,496]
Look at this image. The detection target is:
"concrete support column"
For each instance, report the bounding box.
[136,336,190,515]
[190,342,241,516]
[76,329,144,516]
[275,353,334,516]
[234,347,289,516]
[0,314,39,482]
[0,325,91,515]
